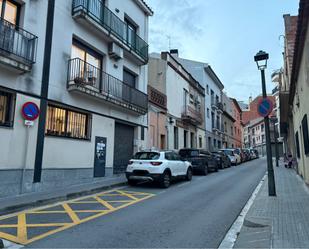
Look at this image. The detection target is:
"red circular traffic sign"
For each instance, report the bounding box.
[21,102,40,121]
[257,98,273,118]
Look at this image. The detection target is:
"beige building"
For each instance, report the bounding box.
[148,52,206,150]
[289,0,309,183]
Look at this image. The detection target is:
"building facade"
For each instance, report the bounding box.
[230,98,243,148]
[221,93,236,148]
[289,0,309,183]
[179,55,224,151]
[0,0,152,197]
[148,52,206,151]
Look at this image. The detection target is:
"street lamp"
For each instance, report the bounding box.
[254,50,276,197]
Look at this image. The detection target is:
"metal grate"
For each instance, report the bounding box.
[45,105,90,139]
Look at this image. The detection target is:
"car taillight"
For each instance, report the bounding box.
[151,162,162,166]
[128,160,133,165]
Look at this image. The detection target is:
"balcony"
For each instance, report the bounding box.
[0,17,37,72]
[67,58,148,115]
[148,86,167,110]
[72,0,148,64]
[217,102,224,113]
[181,105,203,125]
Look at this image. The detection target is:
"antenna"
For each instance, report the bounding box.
[166,35,171,50]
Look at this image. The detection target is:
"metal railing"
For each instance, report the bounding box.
[72,0,148,61]
[0,17,37,64]
[67,58,148,112]
[181,105,203,124]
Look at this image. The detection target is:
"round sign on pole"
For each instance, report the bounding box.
[21,102,40,121]
[257,98,273,118]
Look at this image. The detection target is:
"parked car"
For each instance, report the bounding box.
[179,148,218,175]
[126,151,193,188]
[235,148,246,163]
[250,149,259,159]
[211,151,231,169]
[220,149,242,165]
[243,149,252,161]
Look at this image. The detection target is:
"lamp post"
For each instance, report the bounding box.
[254,50,276,197]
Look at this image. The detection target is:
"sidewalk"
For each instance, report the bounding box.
[0,175,127,216]
[234,162,309,248]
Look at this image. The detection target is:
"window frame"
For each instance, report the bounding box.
[45,104,91,140]
[0,89,15,128]
[0,0,21,26]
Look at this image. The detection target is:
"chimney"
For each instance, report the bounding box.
[249,95,252,104]
[170,49,179,58]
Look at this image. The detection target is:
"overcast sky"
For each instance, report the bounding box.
[146,0,299,103]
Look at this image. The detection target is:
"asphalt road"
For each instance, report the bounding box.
[26,158,266,248]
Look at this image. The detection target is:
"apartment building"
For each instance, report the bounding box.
[179,55,224,151]
[221,93,236,148]
[289,0,309,183]
[0,0,152,197]
[148,52,206,151]
[230,98,243,148]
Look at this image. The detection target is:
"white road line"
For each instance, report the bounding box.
[218,173,267,249]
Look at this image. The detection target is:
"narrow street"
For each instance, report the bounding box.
[15,158,267,248]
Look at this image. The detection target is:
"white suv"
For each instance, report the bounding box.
[126,151,193,188]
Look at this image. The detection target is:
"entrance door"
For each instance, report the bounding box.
[113,123,134,174]
[94,137,107,177]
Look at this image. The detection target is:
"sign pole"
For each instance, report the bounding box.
[20,123,31,194]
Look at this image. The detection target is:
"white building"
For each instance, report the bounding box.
[178,55,224,151]
[0,0,152,198]
[148,52,206,151]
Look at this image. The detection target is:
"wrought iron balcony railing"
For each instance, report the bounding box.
[181,105,203,125]
[0,17,37,65]
[67,58,148,114]
[72,0,148,62]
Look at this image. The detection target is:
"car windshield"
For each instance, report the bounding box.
[179,150,199,157]
[133,152,160,160]
[222,150,233,156]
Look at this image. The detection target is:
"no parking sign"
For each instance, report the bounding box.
[21,102,40,123]
[257,98,273,118]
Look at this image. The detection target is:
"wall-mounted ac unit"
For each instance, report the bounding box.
[108,42,123,60]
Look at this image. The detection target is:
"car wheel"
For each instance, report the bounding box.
[160,171,171,188]
[186,168,193,181]
[202,165,208,176]
[215,165,219,172]
[127,179,137,186]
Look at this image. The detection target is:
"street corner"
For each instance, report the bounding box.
[0,189,155,245]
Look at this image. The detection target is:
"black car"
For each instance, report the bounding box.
[179,149,218,175]
[212,151,231,169]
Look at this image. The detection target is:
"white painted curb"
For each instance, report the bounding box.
[218,173,267,249]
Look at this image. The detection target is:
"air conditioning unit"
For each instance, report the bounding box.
[108,42,123,60]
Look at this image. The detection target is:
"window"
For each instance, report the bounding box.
[174,126,178,149]
[134,152,160,160]
[295,131,300,159]
[302,114,309,155]
[206,85,209,94]
[46,105,91,139]
[0,0,20,25]
[0,90,14,127]
[184,130,188,148]
[214,139,217,148]
[125,17,137,48]
[123,69,136,88]
[199,136,202,148]
[141,127,144,141]
[207,108,210,118]
[262,135,265,143]
[261,124,264,132]
[71,40,102,86]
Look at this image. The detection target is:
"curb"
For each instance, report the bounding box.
[0,181,127,216]
[218,173,267,249]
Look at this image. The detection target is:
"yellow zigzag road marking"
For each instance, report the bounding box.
[0,189,155,245]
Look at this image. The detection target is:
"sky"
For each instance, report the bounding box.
[146,0,299,103]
